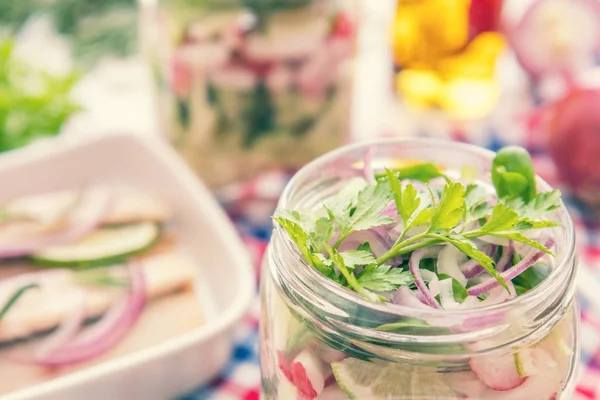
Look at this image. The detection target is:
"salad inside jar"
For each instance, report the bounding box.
[269,145,575,399]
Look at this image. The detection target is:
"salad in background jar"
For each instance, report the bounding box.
[260,139,579,399]
[141,0,357,188]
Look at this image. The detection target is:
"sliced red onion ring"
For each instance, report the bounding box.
[467,238,554,296]
[391,286,432,310]
[339,228,401,264]
[421,269,440,296]
[34,290,86,359]
[0,189,112,259]
[477,281,517,307]
[496,243,515,273]
[31,262,146,366]
[460,245,498,279]
[438,245,468,286]
[409,248,442,309]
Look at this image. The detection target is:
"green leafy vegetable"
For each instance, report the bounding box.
[492,146,536,202]
[438,274,468,303]
[273,145,562,302]
[325,181,393,243]
[513,263,552,295]
[377,162,446,183]
[357,264,414,292]
[0,38,81,152]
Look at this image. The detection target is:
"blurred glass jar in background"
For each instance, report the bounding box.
[140,0,358,188]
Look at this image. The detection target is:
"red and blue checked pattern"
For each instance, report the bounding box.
[181,150,600,399]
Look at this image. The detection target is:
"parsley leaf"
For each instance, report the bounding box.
[326,181,394,239]
[430,182,465,230]
[431,231,507,290]
[273,216,332,275]
[357,264,414,292]
[340,250,376,270]
[508,190,562,220]
[479,203,519,233]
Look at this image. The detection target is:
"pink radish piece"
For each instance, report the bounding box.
[480,361,561,400]
[469,353,526,391]
[278,350,295,383]
[291,349,329,399]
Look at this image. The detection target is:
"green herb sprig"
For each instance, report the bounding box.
[274,147,562,302]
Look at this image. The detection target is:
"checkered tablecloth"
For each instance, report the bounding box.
[181,150,600,400]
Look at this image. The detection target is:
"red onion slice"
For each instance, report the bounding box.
[34,290,86,359]
[391,286,433,310]
[496,243,514,273]
[32,261,146,366]
[460,245,498,278]
[409,248,442,309]
[467,238,554,296]
[0,189,112,259]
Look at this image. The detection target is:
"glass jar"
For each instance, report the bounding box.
[140,0,357,188]
[259,138,579,399]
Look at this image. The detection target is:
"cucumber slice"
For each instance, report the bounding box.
[31,222,160,267]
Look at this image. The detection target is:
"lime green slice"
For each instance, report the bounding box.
[332,358,459,399]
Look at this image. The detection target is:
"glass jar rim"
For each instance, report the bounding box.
[274,137,576,320]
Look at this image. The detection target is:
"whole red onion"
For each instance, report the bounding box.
[547,87,600,206]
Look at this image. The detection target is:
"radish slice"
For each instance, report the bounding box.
[479,358,561,399]
[0,189,111,259]
[469,353,526,391]
[409,248,442,309]
[291,349,330,399]
[278,350,295,383]
[437,245,468,286]
[29,261,146,366]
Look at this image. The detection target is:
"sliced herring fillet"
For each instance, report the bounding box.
[5,186,171,225]
[0,251,196,342]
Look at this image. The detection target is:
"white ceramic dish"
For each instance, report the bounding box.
[0,133,255,400]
